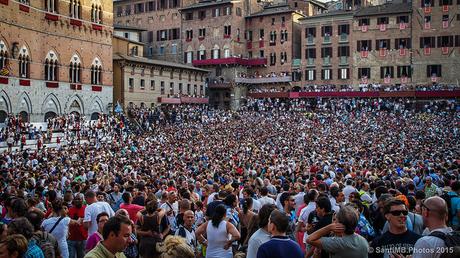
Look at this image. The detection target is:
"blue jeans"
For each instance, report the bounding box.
[68,240,86,258]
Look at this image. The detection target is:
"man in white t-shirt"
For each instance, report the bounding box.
[297,190,318,245]
[258,187,276,207]
[160,191,179,233]
[83,190,115,236]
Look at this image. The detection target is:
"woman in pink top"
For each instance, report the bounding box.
[85,212,109,253]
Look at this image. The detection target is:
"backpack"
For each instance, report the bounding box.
[32,231,60,258]
[441,192,458,225]
[429,231,460,258]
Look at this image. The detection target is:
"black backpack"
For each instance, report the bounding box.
[429,231,460,258]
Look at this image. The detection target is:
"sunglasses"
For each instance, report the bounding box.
[388,210,408,216]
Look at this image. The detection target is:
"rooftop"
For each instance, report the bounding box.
[246,4,301,19]
[113,53,210,73]
[354,3,412,17]
[180,0,232,11]
[298,9,353,20]
[114,24,147,32]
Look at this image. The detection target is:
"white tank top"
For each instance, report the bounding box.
[205,220,233,258]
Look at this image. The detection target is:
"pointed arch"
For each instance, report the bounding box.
[16,91,32,114]
[69,53,82,83]
[0,90,12,114]
[66,94,84,114]
[45,50,59,81]
[42,93,62,115]
[91,57,103,85]
[89,96,104,114]
[45,50,59,62]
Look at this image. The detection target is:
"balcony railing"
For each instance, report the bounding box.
[339,34,348,42]
[323,35,331,44]
[307,36,314,45]
[307,58,315,66]
[339,56,348,65]
[234,76,291,84]
[192,57,267,66]
[323,56,331,65]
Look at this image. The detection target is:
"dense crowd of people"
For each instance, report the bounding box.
[247,84,459,93]
[0,97,459,258]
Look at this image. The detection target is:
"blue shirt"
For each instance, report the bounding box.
[257,236,303,258]
[24,240,45,258]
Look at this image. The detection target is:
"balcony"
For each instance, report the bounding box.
[234,76,291,84]
[323,56,331,66]
[307,58,315,66]
[339,34,348,42]
[157,97,181,104]
[246,41,252,49]
[339,56,348,65]
[323,35,331,44]
[259,40,264,48]
[306,36,314,45]
[208,81,232,89]
[192,57,267,67]
[292,59,301,68]
[180,97,209,104]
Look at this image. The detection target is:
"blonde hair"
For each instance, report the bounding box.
[159,236,194,258]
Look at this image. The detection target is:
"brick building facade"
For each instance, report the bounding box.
[299,10,354,89]
[113,0,195,63]
[352,3,412,86]
[299,1,460,88]
[0,0,113,122]
[411,0,460,85]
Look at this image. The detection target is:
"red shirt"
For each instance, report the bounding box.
[119,203,144,223]
[68,205,88,241]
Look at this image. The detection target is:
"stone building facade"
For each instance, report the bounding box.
[113,26,209,108]
[0,0,113,122]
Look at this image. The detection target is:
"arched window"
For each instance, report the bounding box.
[69,54,81,83]
[70,0,81,19]
[91,5,103,24]
[44,51,59,81]
[91,58,102,85]
[212,45,220,59]
[18,46,30,78]
[223,45,230,58]
[0,41,8,72]
[45,0,58,13]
